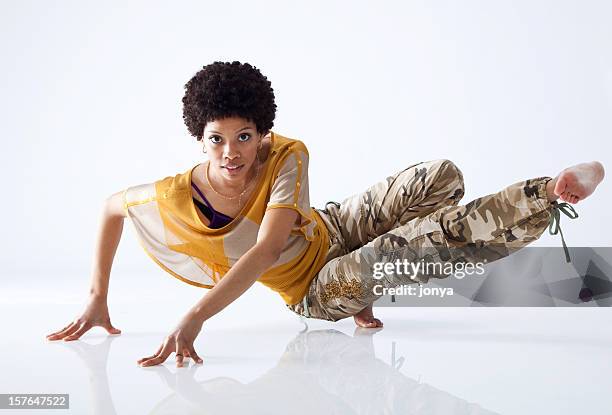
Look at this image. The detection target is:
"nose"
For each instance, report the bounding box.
[223,142,241,160]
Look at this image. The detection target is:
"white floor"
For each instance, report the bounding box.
[2,274,612,414]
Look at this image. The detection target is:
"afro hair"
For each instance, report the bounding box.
[182,61,277,141]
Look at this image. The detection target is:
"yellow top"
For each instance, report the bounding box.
[123,131,330,305]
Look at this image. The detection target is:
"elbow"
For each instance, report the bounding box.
[267,249,282,265]
[255,243,282,266]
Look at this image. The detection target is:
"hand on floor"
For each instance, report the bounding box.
[46,296,121,341]
[138,312,204,368]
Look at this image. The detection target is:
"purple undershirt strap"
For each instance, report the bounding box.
[191,182,234,221]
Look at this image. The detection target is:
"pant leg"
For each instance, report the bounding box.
[324,159,465,253]
[290,162,553,321]
[288,159,466,319]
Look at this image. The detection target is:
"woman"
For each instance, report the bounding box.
[46,61,605,368]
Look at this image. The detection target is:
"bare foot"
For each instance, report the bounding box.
[353,303,384,328]
[546,161,605,204]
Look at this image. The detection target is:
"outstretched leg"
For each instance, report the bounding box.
[295,160,605,323]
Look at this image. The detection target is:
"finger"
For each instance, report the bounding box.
[103,322,122,335]
[137,344,163,364]
[187,346,203,364]
[175,341,185,367]
[181,349,194,362]
[63,323,92,341]
[373,318,384,327]
[47,322,73,338]
[140,353,170,367]
[46,322,76,339]
[48,322,80,340]
[139,357,162,367]
[176,352,185,368]
[140,343,172,367]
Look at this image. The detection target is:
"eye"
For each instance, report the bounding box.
[238,133,251,142]
[209,135,222,144]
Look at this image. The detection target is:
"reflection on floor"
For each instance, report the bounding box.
[3,282,612,414]
[57,328,496,414]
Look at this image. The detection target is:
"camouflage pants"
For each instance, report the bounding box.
[286,159,554,322]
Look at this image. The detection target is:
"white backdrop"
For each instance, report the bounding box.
[1,0,610,290]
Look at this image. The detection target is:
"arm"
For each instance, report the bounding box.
[46,190,126,341]
[190,207,298,322]
[90,190,127,300]
[137,207,299,367]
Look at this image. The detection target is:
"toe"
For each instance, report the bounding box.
[562,191,571,202]
[554,175,567,196]
[355,318,377,328]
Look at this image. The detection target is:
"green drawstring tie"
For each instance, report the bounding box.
[548,201,579,263]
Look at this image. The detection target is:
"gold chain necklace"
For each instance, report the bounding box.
[205,158,261,207]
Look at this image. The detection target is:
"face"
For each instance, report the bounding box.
[201,116,263,183]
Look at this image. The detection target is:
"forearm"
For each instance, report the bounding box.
[89,193,126,301]
[189,243,280,323]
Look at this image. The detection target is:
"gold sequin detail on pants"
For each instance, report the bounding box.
[320,279,363,304]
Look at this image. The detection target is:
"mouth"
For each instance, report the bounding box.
[223,164,244,173]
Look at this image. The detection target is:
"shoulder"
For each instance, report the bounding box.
[268,136,308,178]
[152,167,194,198]
[271,132,309,158]
[269,133,310,176]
